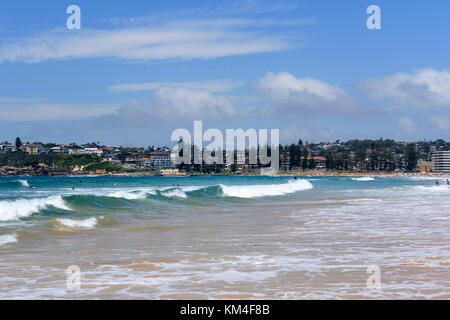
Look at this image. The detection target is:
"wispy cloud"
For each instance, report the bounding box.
[0,98,118,121]
[108,79,245,93]
[105,1,306,27]
[0,17,310,64]
[117,86,237,121]
[361,69,450,107]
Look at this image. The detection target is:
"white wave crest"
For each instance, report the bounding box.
[161,189,187,198]
[351,177,375,181]
[0,233,18,247]
[105,190,148,200]
[0,195,71,222]
[17,180,30,187]
[220,179,313,198]
[56,217,97,229]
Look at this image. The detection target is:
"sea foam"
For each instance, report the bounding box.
[220,179,313,198]
[17,180,30,187]
[56,217,98,229]
[105,190,148,200]
[352,177,375,181]
[0,195,71,221]
[0,233,18,247]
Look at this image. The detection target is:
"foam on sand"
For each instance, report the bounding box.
[56,217,98,229]
[0,195,71,222]
[220,179,313,198]
[0,233,18,247]
[351,177,375,181]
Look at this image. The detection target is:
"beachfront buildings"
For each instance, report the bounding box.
[149,152,175,169]
[0,143,13,151]
[83,148,104,156]
[432,151,450,172]
[417,160,433,173]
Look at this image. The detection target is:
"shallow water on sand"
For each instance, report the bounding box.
[0,176,449,299]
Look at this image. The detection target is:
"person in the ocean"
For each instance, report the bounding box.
[435,180,440,186]
[293,176,297,180]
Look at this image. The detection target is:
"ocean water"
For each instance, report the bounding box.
[0,175,449,299]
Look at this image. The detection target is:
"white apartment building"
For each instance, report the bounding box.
[433,151,450,172]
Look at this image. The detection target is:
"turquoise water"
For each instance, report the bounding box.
[0,175,449,299]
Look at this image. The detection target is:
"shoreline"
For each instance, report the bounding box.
[0,170,447,178]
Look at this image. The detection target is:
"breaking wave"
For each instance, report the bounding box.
[0,180,314,221]
[56,217,98,229]
[0,195,71,221]
[0,179,30,188]
[105,190,148,200]
[219,179,313,198]
[351,177,375,181]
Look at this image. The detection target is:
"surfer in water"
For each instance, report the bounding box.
[435,180,440,186]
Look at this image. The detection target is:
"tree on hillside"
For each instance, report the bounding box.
[15,137,22,149]
[405,143,418,172]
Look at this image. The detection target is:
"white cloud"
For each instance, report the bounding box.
[0,18,306,64]
[108,79,245,93]
[148,86,236,120]
[429,114,450,130]
[0,98,118,121]
[398,117,417,134]
[250,72,359,114]
[361,69,450,107]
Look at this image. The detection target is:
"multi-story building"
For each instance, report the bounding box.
[83,148,103,156]
[149,152,174,169]
[432,151,450,172]
[24,144,46,155]
[0,144,13,152]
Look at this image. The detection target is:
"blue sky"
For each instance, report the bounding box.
[0,0,449,146]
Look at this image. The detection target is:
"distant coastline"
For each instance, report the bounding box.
[0,166,447,178]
